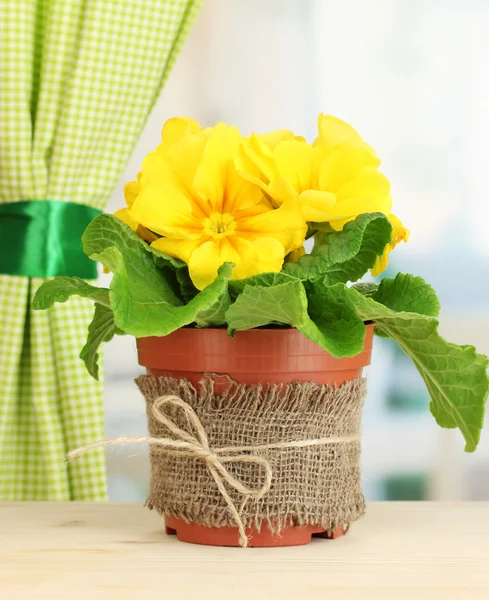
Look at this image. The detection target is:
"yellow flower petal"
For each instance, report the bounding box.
[157,133,209,217]
[137,226,158,243]
[184,125,264,214]
[299,189,337,222]
[113,208,158,243]
[336,167,391,205]
[272,139,315,194]
[129,184,201,239]
[324,196,392,231]
[319,145,380,192]
[187,236,285,290]
[151,236,204,263]
[264,177,298,208]
[232,198,274,219]
[256,129,304,149]
[241,133,280,183]
[161,117,201,144]
[234,154,269,192]
[193,123,242,213]
[316,114,362,145]
[222,159,264,214]
[235,182,306,252]
[323,168,393,229]
[390,213,410,245]
[244,237,285,277]
[123,174,141,209]
[370,247,391,277]
[139,152,184,190]
[286,245,306,263]
[314,114,375,155]
[370,213,409,276]
[114,207,137,229]
[187,239,237,290]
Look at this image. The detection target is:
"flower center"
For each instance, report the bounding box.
[203,212,237,239]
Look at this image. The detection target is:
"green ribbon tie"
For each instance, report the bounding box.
[0,200,102,279]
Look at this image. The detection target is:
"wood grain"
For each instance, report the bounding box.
[1,502,488,599]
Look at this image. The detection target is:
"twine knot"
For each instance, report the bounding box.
[68,395,273,547]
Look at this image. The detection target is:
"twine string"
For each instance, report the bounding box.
[68,394,359,547]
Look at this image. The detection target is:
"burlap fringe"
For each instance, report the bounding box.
[136,375,367,534]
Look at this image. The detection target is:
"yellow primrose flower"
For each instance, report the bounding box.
[237,113,408,274]
[315,115,409,274]
[114,118,203,243]
[238,114,392,230]
[128,120,307,290]
[371,214,410,276]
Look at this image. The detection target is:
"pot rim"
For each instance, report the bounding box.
[136,323,374,383]
[137,322,375,339]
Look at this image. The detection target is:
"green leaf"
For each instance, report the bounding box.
[175,267,200,303]
[351,282,379,298]
[33,277,110,310]
[309,221,334,234]
[110,256,234,337]
[82,214,183,335]
[346,278,489,452]
[81,215,234,337]
[83,215,199,305]
[146,245,199,303]
[373,273,440,317]
[303,280,366,357]
[148,245,187,271]
[226,279,366,358]
[195,287,231,327]
[80,303,123,380]
[284,212,392,283]
[228,272,299,297]
[226,280,306,331]
[82,214,183,310]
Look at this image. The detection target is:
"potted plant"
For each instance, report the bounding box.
[33,115,489,548]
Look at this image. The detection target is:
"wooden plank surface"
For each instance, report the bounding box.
[1,502,488,599]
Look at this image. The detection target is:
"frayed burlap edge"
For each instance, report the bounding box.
[137,375,367,534]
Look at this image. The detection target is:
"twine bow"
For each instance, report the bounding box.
[69,394,359,547]
[68,395,272,547]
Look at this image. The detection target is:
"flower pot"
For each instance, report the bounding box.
[164,515,347,547]
[137,325,374,388]
[136,325,374,547]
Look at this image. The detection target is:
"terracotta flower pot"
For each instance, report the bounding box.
[136,325,374,547]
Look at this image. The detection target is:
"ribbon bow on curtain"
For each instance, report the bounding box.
[0,0,201,501]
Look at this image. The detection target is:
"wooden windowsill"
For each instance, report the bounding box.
[1,502,487,599]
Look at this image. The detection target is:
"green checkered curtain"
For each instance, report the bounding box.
[0,0,201,500]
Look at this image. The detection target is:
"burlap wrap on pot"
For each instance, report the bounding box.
[136,375,367,533]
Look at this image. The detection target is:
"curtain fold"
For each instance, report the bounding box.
[0,0,201,500]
